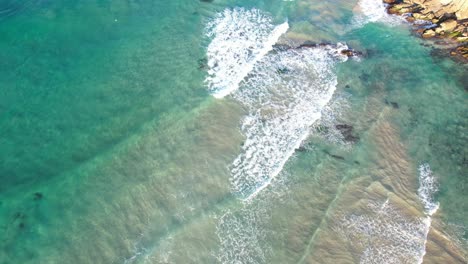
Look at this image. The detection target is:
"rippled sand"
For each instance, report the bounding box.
[289,114,466,263]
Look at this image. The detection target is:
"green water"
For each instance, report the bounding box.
[0,0,466,263]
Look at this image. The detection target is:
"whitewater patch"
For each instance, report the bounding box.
[230,44,349,200]
[204,8,289,98]
[418,163,439,216]
[204,8,351,200]
[339,164,440,264]
[215,176,287,264]
[341,199,431,264]
[216,207,271,264]
[351,0,404,28]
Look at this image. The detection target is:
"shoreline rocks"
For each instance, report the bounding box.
[383,0,468,62]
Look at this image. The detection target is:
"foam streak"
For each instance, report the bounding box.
[417,163,439,264]
[205,8,289,98]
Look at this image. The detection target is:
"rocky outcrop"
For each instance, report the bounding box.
[273,42,363,58]
[384,0,468,62]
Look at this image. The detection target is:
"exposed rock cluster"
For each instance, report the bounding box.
[383,0,468,61]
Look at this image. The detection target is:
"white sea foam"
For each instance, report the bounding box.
[215,179,287,264]
[311,94,352,147]
[357,0,388,23]
[417,163,439,264]
[418,163,439,216]
[216,208,271,264]
[352,0,404,28]
[339,164,440,264]
[205,8,289,98]
[340,200,431,264]
[230,44,349,200]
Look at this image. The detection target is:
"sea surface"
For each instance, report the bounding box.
[0,0,466,263]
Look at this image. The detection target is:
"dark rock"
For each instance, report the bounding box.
[359,73,370,82]
[383,0,402,4]
[274,42,363,59]
[408,4,424,13]
[272,44,293,51]
[315,125,329,134]
[335,124,359,142]
[296,146,307,152]
[382,183,395,192]
[198,58,208,70]
[330,154,345,160]
[13,212,26,220]
[299,42,334,49]
[33,192,43,201]
[276,67,290,74]
[384,99,399,109]
[323,150,345,160]
[437,12,457,24]
[298,41,319,48]
[336,124,353,130]
[18,222,25,229]
[340,49,362,57]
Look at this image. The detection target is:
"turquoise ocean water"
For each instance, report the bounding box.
[0,0,466,263]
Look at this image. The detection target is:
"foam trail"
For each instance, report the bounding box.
[205,8,289,98]
[230,44,349,201]
[417,163,439,216]
[417,163,439,264]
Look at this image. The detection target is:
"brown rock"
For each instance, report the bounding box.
[422,29,436,38]
[439,19,458,31]
[412,13,428,20]
[406,15,416,22]
[382,0,468,63]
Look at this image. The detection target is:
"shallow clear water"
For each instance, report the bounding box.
[0,0,466,263]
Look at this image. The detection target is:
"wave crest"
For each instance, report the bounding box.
[205,8,288,98]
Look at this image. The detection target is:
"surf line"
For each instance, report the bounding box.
[417,163,439,264]
[241,129,311,202]
[213,22,289,99]
[204,9,358,203]
[229,45,351,202]
[204,8,289,98]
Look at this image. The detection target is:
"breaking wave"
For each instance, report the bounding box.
[205,8,289,98]
[230,44,349,200]
[205,8,350,200]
